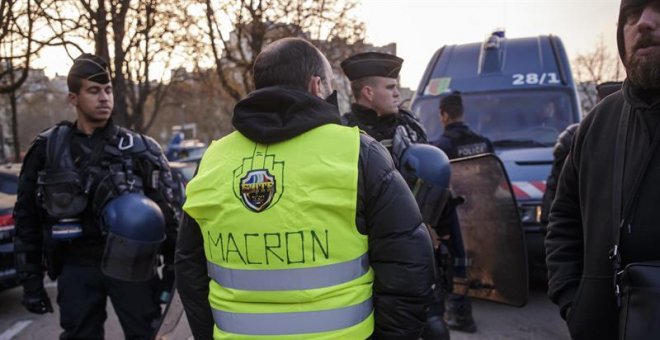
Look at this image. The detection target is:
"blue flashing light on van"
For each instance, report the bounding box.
[411,31,581,281]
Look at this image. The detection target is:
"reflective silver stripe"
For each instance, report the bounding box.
[213,298,372,335]
[380,139,393,148]
[207,253,369,291]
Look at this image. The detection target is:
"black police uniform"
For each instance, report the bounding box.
[341,51,448,340]
[343,105,454,340]
[432,122,494,159]
[342,104,428,147]
[432,120,493,333]
[13,120,182,339]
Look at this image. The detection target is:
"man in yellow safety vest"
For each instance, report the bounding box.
[175,37,436,339]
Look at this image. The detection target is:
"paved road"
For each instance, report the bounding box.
[0,280,126,340]
[0,282,568,339]
[452,289,569,340]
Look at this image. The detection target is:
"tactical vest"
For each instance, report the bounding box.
[442,127,493,159]
[342,109,427,151]
[184,124,374,339]
[37,122,145,233]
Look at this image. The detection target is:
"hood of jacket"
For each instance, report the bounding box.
[623,80,660,109]
[232,86,341,144]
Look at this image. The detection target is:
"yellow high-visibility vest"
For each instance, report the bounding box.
[184,124,374,339]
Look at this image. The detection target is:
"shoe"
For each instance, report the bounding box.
[445,313,477,333]
[445,294,477,333]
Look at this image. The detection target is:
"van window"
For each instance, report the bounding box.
[419,90,572,147]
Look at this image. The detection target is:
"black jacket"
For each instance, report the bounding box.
[431,122,494,159]
[545,81,660,339]
[175,86,435,340]
[341,104,428,146]
[14,120,182,280]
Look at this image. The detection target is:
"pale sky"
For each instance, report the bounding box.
[36,0,622,89]
[359,0,621,88]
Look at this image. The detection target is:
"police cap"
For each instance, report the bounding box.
[340,52,403,81]
[68,53,111,85]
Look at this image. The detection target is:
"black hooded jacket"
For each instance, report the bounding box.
[545,79,660,339]
[175,86,435,339]
[545,1,660,338]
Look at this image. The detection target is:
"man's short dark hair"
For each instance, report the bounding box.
[440,91,464,120]
[253,38,326,90]
[67,53,111,94]
[350,77,377,100]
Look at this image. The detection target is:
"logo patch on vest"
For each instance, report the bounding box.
[240,170,275,212]
[233,144,284,212]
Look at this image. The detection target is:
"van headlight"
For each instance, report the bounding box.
[520,204,542,224]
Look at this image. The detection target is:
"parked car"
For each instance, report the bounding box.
[169,156,200,184]
[0,163,21,290]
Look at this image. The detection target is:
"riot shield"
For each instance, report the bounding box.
[450,154,528,307]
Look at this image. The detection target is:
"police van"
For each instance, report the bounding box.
[411,31,581,282]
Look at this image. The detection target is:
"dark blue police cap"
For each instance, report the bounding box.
[68,53,111,84]
[340,52,403,81]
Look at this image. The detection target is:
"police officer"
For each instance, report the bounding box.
[340,52,427,162]
[175,38,435,339]
[341,52,450,340]
[433,91,494,159]
[13,54,183,339]
[432,92,493,333]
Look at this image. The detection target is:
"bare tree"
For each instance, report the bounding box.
[200,0,366,102]
[1,0,41,160]
[34,0,195,133]
[149,68,236,144]
[572,36,625,113]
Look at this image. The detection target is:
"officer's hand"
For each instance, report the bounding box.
[425,224,440,250]
[22,279,53,314]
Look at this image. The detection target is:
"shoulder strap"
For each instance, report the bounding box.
[45,123,74,169]
[611,104,629,268]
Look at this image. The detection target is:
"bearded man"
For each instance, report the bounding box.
[545,1,660,339]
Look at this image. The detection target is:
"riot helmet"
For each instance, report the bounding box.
[101,193,165,282]
[398,144,452,229]
[399,143,451,190]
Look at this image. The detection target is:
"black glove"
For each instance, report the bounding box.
[22,277,53,314]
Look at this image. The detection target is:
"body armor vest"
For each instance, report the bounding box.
[37,122,144,233]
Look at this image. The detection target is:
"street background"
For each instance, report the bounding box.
[0,282,569,339]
